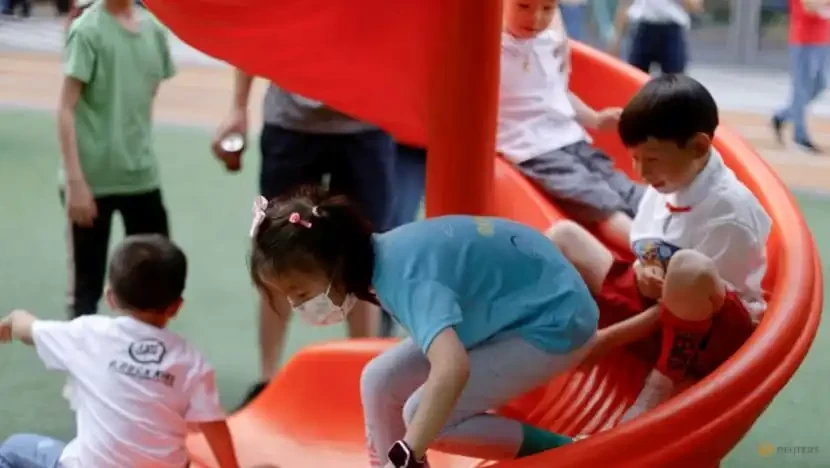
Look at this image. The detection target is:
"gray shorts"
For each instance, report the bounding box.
[518,141,645,224]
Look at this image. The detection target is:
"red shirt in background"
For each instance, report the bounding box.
[790,0,830,45]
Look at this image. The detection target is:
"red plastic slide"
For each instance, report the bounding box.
[142,0,823,466]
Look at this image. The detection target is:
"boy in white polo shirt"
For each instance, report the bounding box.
[611,0,704,73]
[548,74,771,422]
[500,0,645,250]
[0,235,240,468]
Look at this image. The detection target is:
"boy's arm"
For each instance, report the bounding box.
[198,420,240,468]
[186,363,239,467]
[1,310,37,345]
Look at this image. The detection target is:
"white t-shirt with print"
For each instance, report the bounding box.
[31,315,226,468]
[498,30,588,164]
[629,150,772,324]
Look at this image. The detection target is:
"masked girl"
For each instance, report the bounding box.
[248,189,598,468]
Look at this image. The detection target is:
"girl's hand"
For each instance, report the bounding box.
[0,315,12,343]
[595,107,623,132]
[66,179,97,227]
[633,261,665,300]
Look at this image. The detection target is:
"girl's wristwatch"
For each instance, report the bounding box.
[387,440,426,468]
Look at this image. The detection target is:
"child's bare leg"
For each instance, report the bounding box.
[621,250,723,422]
[595,211,633,255]
[546,220,615,295]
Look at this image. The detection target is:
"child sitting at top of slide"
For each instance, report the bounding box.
[548,74,772,422]
[499,0,645,250]
[0,235,240,468]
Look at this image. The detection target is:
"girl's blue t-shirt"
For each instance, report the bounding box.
[371,216,598,355]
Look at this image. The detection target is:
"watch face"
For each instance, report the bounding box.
[387,441,410,467]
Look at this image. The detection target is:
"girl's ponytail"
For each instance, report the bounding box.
[249,185,377,303]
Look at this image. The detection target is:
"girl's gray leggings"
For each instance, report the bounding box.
[360,334,595,466]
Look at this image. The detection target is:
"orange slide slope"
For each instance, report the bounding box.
[142,1,823,466]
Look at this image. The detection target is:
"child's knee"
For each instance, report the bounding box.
[360,355,395,403]
[663,250,724,320]
[545,220,586,255]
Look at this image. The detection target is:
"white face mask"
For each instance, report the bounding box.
[290,282,357,326]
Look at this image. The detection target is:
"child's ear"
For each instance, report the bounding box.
[104,287,118,310]
[164,297,184,319]
[691,132,712,159]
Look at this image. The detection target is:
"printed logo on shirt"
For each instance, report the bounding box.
[632,238,682,271]
[128,338,167,364]
[473,217,495,237]
[108,360,176,388]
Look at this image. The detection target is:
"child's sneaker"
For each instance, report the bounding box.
[619,369,674,423]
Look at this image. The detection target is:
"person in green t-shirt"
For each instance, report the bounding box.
[57,0,176,319]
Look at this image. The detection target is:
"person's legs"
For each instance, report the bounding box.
[377,143,427,337]
[620,250,728,422]
[519,145,634,252]
[62,193,115,318]
[328,130,397,338]
[246,124,327,400]
[657,23,688,74]
[361,338,431,467]
[0,434,65,468]
[627,22,654,73]
[402,336,589,461]
[545,220,615,296]
[774,46,815,147]
[118,189,170,237]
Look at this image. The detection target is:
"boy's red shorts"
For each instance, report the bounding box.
[596,260,757,379]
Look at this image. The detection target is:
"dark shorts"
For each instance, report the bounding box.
[628,21,688,74]
[259,124,396,231]
[597,260,756,379]
[517,141,645,224]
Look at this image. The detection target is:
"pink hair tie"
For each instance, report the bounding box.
[289,212,312,228]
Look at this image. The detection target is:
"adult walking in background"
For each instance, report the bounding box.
[611,0,704,74]
[212,71,404,407]
[772,0,830,153]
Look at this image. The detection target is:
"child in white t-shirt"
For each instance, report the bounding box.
[548,74,771,423]
[500,0,645,250]
[0,235,239,468]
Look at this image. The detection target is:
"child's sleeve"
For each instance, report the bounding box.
[63,28,96,83]
[156,26,177,80]
[393,280,464,354]
[31,318,90,372]
[185,360,227,423]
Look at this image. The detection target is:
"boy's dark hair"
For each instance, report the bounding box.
[108,234,187,312]
[250,186,376,304]
[618,74,719,148]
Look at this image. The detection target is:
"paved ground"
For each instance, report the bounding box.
[2,14,830,192]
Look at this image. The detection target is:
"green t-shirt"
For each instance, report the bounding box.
[61,4,176,196]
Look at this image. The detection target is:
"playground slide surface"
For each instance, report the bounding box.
[139,0,822,465]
